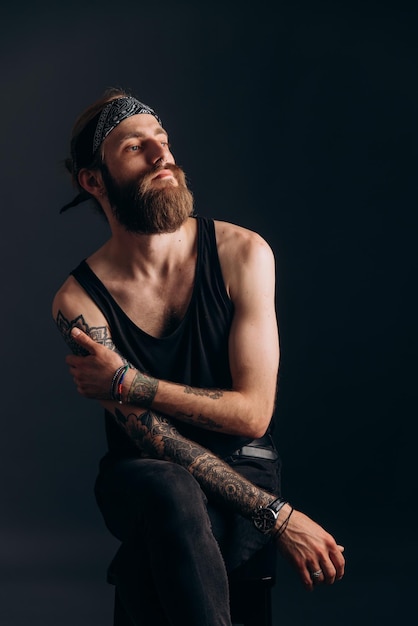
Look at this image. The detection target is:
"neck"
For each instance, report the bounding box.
[89,216,196,278]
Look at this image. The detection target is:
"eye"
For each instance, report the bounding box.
[125,143,142,152]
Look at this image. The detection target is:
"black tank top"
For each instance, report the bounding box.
[71,216,254,460]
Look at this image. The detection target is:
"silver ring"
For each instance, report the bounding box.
[311,569,323,579]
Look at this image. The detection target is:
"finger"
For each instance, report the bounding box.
[70,327,97,352]
[299,562,320,591]
[302,572,315,591]
[65,354,82,367]
[330,549,346,581]
[319,561,337,585]
[309,567,325,587]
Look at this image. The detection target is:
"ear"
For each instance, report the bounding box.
[77,168,106,199]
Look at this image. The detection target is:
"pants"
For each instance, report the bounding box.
[94,455,280,626]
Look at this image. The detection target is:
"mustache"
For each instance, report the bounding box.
[152,161,178,173]
[140,162,186,188]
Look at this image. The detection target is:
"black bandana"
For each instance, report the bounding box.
[61,96,162,213]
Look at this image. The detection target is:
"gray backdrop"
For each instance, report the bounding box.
[0,1,416,624]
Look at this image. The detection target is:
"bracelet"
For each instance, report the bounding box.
[110,366,126,400]
[272,505,294,539]
[116,365,129,404]
[110,365,129,402]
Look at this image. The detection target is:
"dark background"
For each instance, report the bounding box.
[0,1,416,624]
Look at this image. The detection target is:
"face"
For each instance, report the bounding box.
[100,114,194,234]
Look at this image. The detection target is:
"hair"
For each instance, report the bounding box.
[65,86,131,187]
[62,86,133,216]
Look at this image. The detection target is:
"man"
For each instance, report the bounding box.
[53,88,345,626]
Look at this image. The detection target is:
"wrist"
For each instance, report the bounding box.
[126,370,159,407]
[121,367,137,403]
[110,364,129,403]
[271,503,294,539]
[252,497,288,534]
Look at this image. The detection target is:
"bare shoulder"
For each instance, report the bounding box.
[214,219,275,282]
[52,275,97,320]
[213,219,274,260]
[215,220,275,297]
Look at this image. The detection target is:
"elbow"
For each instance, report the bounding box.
[248,423,270,440]
[244,409,273,440]
[233,390,275,439]
[246,395,275,439]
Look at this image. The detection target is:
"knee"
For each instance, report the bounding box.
[98,459,209,540]
[147,463,205,507]
[141,463,208,532]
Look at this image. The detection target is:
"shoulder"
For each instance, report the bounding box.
[212,219,276,297]
[52,275,85,317]
[52,274,107,327]
[213,218,275,268]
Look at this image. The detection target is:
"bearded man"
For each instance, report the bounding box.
[52,88,345,626]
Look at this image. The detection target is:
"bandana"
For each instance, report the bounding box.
[60,96,162,212]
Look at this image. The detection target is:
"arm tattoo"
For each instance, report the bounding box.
[127,370,159,408]
[127,374,223,429]
[113,407,273,517]
[184,386,224,400]
[55,310,128,363]
[176,387,224,430]
[173,411,223,430]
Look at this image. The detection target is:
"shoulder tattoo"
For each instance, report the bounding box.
[55,310,116,356]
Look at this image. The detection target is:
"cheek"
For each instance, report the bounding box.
[116,164,150,187]
[104,150,148,180]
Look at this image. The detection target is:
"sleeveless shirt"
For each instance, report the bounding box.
[71,216,256,461]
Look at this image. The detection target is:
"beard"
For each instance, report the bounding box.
[100,161,194,234]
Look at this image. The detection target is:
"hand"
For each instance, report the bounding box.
[65,328,125,400]
[275,507,345,591]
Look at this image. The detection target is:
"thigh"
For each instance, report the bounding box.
[94,457,209,542]
[96,458,233,626]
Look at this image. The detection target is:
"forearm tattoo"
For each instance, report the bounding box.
[55,311,127,362]
[178,387,224,430]
[184,386,224,400]
[127,370,159,408]
[173,411,224,430]
[114,407,273,517]
[127,375,224,429]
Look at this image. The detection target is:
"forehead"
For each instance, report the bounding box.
[103,113,167,147]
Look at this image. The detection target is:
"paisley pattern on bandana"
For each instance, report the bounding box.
[92,97,162,153]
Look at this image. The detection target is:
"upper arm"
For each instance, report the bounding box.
[52,276,115,355]
[216,222,280,422]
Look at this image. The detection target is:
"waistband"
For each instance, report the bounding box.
[227,433,278,462]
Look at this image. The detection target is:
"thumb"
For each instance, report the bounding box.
[71,327,97,352]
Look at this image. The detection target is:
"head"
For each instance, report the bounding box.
[62,87,194,233]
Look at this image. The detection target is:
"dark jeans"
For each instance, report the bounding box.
[94,455,280,626]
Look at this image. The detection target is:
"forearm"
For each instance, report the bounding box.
[56,315,276,438]
[123,369,272,439]
[102,400,276,517]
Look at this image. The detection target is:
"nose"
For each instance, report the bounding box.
[155,156,165,169]
[148,138,173,166]
[150,143,164,165]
